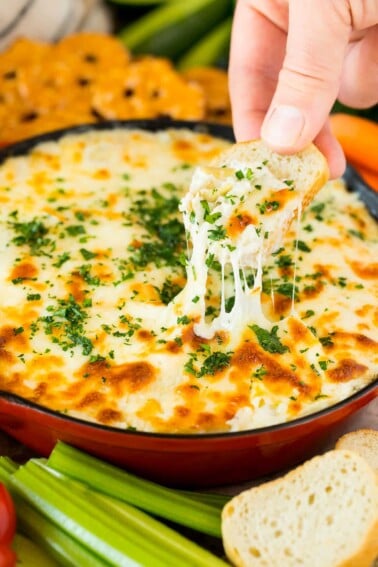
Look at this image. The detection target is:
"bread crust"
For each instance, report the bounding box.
[336,429,378,474]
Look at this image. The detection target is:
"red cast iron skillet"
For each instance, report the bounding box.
[0,119,376,488]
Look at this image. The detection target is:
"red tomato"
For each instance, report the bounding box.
[0,545,16,567]
[0,486,16,545]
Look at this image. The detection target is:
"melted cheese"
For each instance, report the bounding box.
[178,162,301,338]
[0,128,377,434]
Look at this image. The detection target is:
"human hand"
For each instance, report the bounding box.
[229,0,378,177]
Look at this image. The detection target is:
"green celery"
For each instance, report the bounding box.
[37,460,227,567]
[11,460,226,566]
[11,461,167,567]
[48,442,222,537]
[12,534,57,567]
[178,490,230,509]
[0,456,18,481]
[14,496,107,567]
[0,459,107,567]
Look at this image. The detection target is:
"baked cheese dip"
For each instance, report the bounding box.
[0,128,377,433]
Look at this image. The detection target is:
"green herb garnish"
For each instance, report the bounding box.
[250,324,289,354]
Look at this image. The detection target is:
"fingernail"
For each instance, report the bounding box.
[262,105,305,149]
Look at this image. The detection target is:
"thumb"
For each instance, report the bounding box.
[261,0,351,153]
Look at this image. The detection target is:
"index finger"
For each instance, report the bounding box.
[229,0,286,141]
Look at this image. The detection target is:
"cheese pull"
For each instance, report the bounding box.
[179,140,329,338]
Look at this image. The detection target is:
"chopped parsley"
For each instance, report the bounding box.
[13,326,24,335]
[302,309,315,320]
[157,279,182,305]
[78,264,100,286]
[198,351,232,377]
[250,324,289,354]
[200,200,222,224]
[177,315,190,325]
[275,254,294,268]
[257,200,280,215]
[252,365,267,380]
[348,229,364,240]
[10,218,53,256]
[208,226,226,241]
[53,252,70,267]
[127,188,186,270]
[40,294,93,356]
[80,248,97,260]
[185,350,232,378]
[284,179,294,187]
[319,335,334,347]
[66,225,86,236]
[310,202,325,221]
[276,282,299,299]
[296,240,311,252]
[27,293,41,301]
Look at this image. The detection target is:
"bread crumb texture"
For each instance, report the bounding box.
[221,450,378,567]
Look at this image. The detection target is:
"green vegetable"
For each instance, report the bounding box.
[48,442,223,538]
[250,324,290,355]
[178,490,230,509]
[0,448,230,565]
[208,226,226,241]
[198,351,232,377]
[7,458,226,567]
[119,0,230,60]
[40,294,94,356]
[296,240,311,253]
[10,218,53,256]
[0,458,104,567]
[12,534,57,567]
[178,17,232,70]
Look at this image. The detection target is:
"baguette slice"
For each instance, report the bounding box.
[182,140,329,268]
[211,139,328,206]
[221,450,378,567]
[336,429,378,473]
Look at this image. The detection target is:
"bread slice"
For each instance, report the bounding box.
[336,429,378,473]
[211,140,328,210]
[182,140,329,268]
[221,450,378,567]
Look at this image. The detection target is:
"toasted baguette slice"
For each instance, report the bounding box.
[183,140,329,268]
[336,429,378,473]
[211,140,329,210]
[221,450,378,567]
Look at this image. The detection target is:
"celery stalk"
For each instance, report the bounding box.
[0,459,106,567]
[13,499,107,567]
[11,460,226,566]
[11,461,166,567]
[48,442,222,537]
[0,456,18,481]
[178,490,230,509]
[36,460,227,567]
